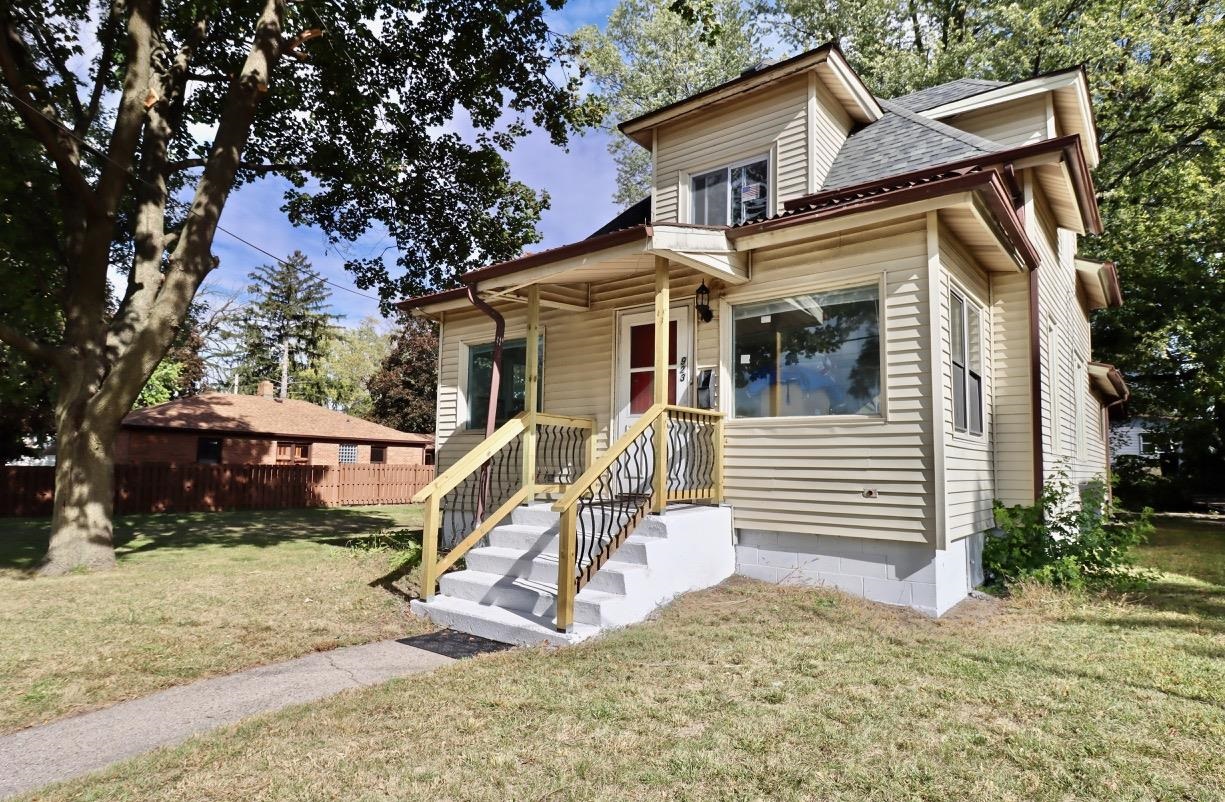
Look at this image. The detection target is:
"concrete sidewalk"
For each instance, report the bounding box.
[0,632,502,799]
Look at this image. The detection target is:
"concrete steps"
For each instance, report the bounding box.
[411,502,735,646]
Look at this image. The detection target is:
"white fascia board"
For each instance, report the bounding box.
[820,49,884,122]
[921,71,1081,119]
[650,225,748,284]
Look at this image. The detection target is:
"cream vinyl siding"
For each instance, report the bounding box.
[1027,175,1107,490]
[988,268,1034,506]
[938,230,996,539]
[942,94,1050,148]
[653,75,846,223]
[719,218,935,545]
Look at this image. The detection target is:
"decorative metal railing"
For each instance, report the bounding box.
[551,404,723,632]
[414,412,594,599]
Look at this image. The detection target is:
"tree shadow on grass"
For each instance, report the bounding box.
[0,506,423,573]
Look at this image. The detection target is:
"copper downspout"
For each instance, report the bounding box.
[466,284,504,521]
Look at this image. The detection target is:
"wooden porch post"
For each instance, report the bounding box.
[522,285,540,496]
[652,257,669,514]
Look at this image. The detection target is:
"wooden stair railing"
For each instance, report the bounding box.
[415,411,594,600]
[550,404,723,632]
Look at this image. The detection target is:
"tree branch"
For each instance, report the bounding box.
[0,320,67,369]
[0,14,96,208]
[24,21,84,124]
[80,2,121,137]
[167,158,307,174]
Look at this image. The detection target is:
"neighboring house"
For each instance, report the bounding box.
[398,44,1128,642]
[1112,416,1177,462]
[118,380,434,466]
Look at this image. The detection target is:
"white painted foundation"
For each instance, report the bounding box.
[734,529,980,616]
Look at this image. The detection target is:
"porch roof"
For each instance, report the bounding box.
[395,140,1096,317]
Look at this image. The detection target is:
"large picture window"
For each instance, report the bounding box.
[950,289,984,435]
[691,156,769,226]
[732,285,881,418]
[466,338,544,430]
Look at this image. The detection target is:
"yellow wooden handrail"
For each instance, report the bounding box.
[410,414,528,503]
[550,403,667,513]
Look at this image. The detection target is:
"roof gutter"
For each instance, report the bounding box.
[731,169,1040,271]
[781,134,1101,234]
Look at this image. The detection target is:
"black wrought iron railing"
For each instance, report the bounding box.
[551,404,723,632]
[414,412,595,599]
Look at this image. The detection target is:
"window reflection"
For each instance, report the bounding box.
[732,286,881,418]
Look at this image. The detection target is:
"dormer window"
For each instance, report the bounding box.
[690,155,769,226]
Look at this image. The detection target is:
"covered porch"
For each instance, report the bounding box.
[404,227,736,632]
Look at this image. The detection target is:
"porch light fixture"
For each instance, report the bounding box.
[696,281,714,323]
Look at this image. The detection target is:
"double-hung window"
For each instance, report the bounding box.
[731,284,881,418]
[691,156,769,226]
[466,338,544,430]
[950,289,984,435]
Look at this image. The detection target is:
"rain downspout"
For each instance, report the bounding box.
[466,284,504,521]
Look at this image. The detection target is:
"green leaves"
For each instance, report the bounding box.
[987,473,1155,591]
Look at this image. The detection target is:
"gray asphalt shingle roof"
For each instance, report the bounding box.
[887,78,1008,112]
[821,99,1004,190]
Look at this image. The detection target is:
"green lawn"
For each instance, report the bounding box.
[22,517,1224,801]
[0,505,429,735]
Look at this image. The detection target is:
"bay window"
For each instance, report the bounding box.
[950,289,984,435]
[731,284,881,418]
[691,156,769,226]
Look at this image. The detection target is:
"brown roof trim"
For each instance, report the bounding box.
[394,286,469,312]
[730,169,1041,270]
[617,43,836,136]
[1089,361,1130,404]
[1102,260,1124,307]
[783,133,1102,233]
[462,224,653,285]
[120,422,433,445]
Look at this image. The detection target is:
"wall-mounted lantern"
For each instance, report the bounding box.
[696,281,714,323]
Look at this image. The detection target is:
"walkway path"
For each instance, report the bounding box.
[0,631,503,799]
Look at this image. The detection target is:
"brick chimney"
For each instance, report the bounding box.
[258,380,275,399]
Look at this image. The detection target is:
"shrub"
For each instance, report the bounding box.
[985,474,1153,590]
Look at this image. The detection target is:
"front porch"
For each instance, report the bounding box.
[409,246,736,641]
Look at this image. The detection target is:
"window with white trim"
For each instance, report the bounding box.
[1047,325,1063,454]
[1075,352,1087,459]
[465,338,544,430]
[690,155,769,226]
[730,284,881,418]
[950,289,984,435]
[339,443,358,464]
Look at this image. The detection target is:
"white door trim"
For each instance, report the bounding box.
[613,302,694,436]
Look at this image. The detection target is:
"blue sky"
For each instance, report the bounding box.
[208,0,622,324]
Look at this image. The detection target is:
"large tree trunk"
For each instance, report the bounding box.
[40,398,121,575]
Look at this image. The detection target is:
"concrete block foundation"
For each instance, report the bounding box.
[735,529,979,616]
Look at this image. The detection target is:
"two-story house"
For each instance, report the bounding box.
[397,44,1128,645]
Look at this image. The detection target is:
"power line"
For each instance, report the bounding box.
[0,83,382,304]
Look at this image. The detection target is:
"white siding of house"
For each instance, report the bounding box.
[942,94,1051,148]
[718,218,935,545]
[938,229,997,540]
[987,267,1034,506]
[652,74,848,224]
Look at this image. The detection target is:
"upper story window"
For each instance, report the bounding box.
[691,156,769,226]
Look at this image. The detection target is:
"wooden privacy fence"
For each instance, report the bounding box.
[0,463,436,517]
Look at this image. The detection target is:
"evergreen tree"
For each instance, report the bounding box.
[368,317,439,435]
[237,252,338,404]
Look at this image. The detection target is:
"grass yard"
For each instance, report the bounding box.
[22,517,1225,801]
[0,505,429,735]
